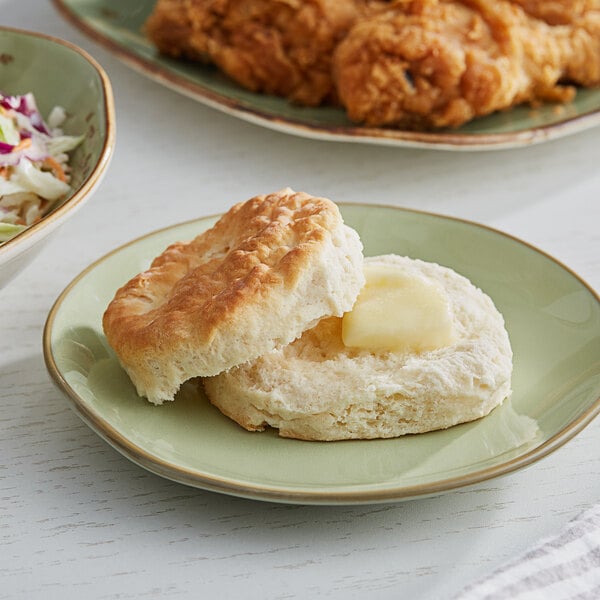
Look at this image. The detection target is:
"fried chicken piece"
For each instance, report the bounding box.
[145,0,383,106]
[333,0,600,128]
[508,0,600,26]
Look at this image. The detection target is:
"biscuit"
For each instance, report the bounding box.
[103,189,364,404]
[203,254,513,440]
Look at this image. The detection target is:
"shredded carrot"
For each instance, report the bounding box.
[42,156,67,182]
[13,138,32,152]
[0,166,8,179]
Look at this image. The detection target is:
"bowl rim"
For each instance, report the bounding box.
[0,25,116,262]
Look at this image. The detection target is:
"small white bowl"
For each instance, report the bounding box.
[0,27,115,287]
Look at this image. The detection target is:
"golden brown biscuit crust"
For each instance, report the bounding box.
[103,189,363,404]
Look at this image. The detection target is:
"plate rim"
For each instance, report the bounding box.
[42,204,600,504]
[52,0,600,151]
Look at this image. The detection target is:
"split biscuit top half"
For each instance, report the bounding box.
[102,188,365,405]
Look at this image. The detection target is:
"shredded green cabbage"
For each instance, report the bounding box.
[0,92,83,244]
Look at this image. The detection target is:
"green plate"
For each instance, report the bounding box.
[53,0,600,150]
[43,205,600,504]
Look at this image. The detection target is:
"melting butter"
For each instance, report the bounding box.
[342,263,455,353]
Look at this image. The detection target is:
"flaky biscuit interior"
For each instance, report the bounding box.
[204,254,513,440]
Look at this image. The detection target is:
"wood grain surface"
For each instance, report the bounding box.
[1,1,599,598]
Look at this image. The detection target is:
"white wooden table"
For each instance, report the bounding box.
[1,1,599,598]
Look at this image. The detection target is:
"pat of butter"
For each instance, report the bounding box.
[342,263,455,353]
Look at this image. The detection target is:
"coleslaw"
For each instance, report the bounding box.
[0,92,83,243]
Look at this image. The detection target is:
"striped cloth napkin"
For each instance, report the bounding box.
[455,504,600,600]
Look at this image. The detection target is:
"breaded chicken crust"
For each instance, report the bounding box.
[145,0,381,105]
[509,0,600,26]
[146,0,600,127]
[333,0,600,128]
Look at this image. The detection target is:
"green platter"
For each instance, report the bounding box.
[53,0,600,150]
[43,204,600,504]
